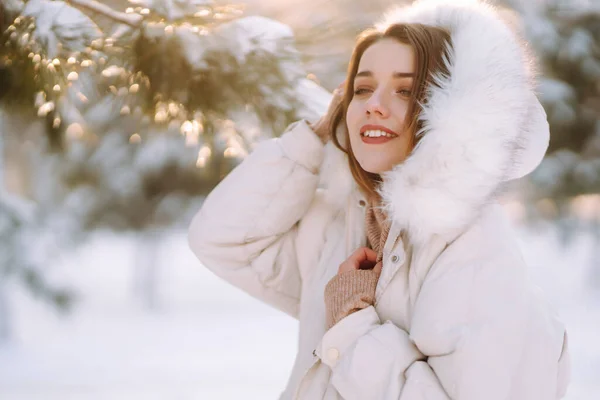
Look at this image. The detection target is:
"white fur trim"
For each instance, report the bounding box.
[319,0,550,245]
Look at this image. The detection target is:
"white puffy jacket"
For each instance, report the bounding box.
[189,1,571,399]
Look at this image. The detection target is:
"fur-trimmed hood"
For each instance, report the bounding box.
[320,0,549,245]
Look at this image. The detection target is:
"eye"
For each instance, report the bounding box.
[353,88,372,95]
[397,89,412,97]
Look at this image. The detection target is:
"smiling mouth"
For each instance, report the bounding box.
[360,126,399,144]
[360,125,399,137]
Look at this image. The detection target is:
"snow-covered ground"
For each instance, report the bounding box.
[0,225,599,399]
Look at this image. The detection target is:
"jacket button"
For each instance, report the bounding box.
[327,348,340,362]
[358,200,366,207]
[391,255,399,263]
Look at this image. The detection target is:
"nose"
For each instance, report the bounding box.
[365,90,390,118]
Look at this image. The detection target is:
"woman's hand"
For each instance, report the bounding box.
[324,247,382,329]
[310,82,345,144]
[337,247,381,274]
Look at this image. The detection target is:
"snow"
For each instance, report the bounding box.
[519,226,600,399]
[136,0,213,21]
[538,78,576,105]
[0,230,298,399]
[532,150,578,189]
[2,0,24,16]
[0,222,599,399]
[294,78,332,123]
[22,0,102,59]
[218,16,295,58]
[562,28,594,63]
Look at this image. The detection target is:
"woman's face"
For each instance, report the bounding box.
[346,38,416,174]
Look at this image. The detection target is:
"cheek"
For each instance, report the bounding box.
[391,101,410,123]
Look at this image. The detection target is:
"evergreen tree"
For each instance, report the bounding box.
[0,0,330,314]
[516,0,600,209]
[0,0,74,340]
[0,0,330,237]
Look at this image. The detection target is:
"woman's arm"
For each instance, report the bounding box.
[188,120,324,318]
[316,258,569,400]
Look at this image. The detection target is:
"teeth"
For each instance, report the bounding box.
[363,130,396,138]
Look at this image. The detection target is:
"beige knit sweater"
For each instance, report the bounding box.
[324,198,391,329]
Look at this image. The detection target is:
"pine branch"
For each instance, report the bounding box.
[551,1,600,25]
[68,0,143,28]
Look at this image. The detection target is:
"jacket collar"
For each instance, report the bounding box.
[319,0,549,246]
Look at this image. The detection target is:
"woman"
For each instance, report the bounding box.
[188,0,571,399]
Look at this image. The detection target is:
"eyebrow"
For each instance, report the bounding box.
[356,71,415,78]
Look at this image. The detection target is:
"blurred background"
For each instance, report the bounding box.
[0,0,599,398]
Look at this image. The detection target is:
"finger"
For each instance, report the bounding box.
[372,261,383,274]
[350,247,377,263]
[333,82,345,97]
[359,247,378,263]
[353,247,378,270]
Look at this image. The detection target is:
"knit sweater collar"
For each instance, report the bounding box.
[365,196,391,263]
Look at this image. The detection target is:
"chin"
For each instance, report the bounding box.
[358,159,394,175]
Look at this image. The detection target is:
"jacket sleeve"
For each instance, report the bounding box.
[188,120,325,318]
[317,261,570,400]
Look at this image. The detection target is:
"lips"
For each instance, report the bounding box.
[360,124,399,145]
[361,135,396,145]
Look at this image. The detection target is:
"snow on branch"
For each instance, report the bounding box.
[68,0,143,28]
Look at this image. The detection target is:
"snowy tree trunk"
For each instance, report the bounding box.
[132,230,162,310]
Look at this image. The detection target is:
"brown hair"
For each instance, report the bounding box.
[330,23,453,200]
